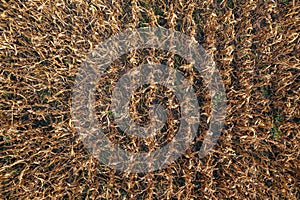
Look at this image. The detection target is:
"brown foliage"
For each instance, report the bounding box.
[0,0,299,199]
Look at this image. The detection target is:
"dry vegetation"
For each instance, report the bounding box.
[0,0,299,199]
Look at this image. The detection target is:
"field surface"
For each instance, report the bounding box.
[0,0,299,199]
